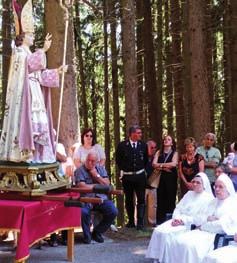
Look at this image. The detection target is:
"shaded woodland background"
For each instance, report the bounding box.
[1,0,237,224]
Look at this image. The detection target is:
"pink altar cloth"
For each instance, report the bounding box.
[0,192,81,262]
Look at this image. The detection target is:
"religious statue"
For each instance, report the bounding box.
[0,0,67,164]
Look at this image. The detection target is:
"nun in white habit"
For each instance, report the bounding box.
[146,172,214,263]
[202,233,237,263]
[169,173,237,263]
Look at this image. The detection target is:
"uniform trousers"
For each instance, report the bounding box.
[122,173,146,225]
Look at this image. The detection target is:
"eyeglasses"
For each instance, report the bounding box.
[85,134,93,138]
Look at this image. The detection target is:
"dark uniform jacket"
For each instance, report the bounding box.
[116,140,148,173]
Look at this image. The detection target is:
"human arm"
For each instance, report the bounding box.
[204,149,222,169]
[115,143,124,170]
[152,150,161,169]
[178,160,193,190]
[162,151,178,170]
[199,159,205,172]
[94,144,106,166]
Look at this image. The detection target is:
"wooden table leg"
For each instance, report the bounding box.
[67,229,74,262]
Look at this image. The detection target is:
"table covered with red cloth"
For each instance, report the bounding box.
[0,192,81,262]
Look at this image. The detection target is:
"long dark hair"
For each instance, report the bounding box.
[81,128,96,146]
[160,135,176,154]
[15,33,25,47]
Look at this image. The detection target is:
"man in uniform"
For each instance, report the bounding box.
[116,125,148,230]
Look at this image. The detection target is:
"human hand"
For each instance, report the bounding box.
[207,215,218,222]
[234,233,237,242]
[58,65,68,74]
[185,182,193,190]
[171,219,184,226]
[43,33,52,52]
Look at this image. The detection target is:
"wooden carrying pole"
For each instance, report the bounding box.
[55,0,73,151]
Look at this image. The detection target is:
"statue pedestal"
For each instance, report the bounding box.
[0,162,70,196]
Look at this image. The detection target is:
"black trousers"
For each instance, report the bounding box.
[156,172,177,224]
[122,173,146,224]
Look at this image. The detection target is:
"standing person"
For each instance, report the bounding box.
[145,139,157,226]
[73,128,106,168]
[0,0,67,163]
[196,133,222,185]
[179,137,205,197]
[223,142,237,191]
[116,125,148,230]
[152,135,178,225]
[74,151,118,244]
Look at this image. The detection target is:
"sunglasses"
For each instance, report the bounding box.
[85,134,93,138]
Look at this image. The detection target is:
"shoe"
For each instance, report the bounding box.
[92,231,104,243]
[136,225,145,231]
[110,224,118,232]
[82,237,91,244]
[49,240,58,247]
[125,222,136,228]
[60,239,67,246]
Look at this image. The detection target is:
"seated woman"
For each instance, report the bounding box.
[203,233,237,263]
[146,172,214,263]
[169,173,237,263]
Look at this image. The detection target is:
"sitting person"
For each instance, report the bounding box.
[74,151,118,244]
[146,172,214,263]
[203,233,237,263]
[168,173,237,263]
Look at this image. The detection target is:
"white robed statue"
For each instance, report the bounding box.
[0,0,67,163]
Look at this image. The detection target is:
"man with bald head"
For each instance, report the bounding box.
[75,151,118,244]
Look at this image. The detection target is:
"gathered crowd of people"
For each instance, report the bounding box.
[53,125,237,263]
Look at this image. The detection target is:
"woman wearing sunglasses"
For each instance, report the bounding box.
[73,128,106,168]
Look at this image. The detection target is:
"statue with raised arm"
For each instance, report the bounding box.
[0,0,67,164]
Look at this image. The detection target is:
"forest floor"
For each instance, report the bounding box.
[0,227,153,263]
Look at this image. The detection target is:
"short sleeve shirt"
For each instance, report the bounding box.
[196,146,221,183]
[74,164,109,200]
[73,144,106,164]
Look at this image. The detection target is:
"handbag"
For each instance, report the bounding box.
[147,150,173,188]
[147,169,161,188]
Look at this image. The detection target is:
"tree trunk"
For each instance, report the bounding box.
[45,0,79,152]
[170,0,185,153]
[1,0,12,128]
[109,0,124,226]
[182,0,192,136]
[165,0,174,138]
[103,0,111,175]
[223,0,232,149]
[229,0,237,141]
[156,0,164,144]
[205,0,214,131]
[136,0,145,136]
[143,0,162,143]
[75,2,88,129]
[189,0,211,142]
[121,0,139,129]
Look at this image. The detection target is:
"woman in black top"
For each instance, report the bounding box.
[179,137,204,197]
[152,135,178,224]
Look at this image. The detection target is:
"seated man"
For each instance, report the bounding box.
[74,151,118,244]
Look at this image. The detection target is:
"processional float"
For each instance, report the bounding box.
[0,0,122,204]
